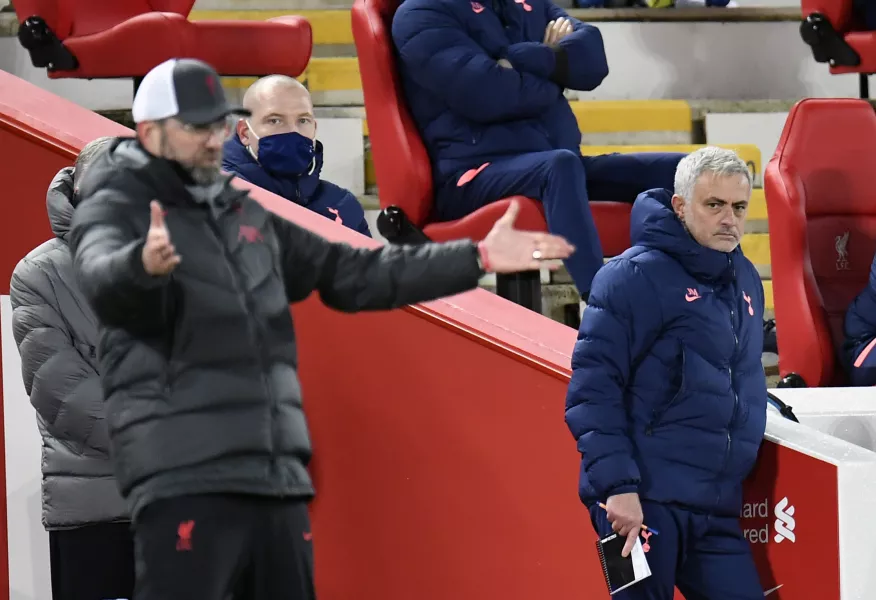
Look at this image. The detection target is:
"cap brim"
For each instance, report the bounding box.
[176,102,251,127]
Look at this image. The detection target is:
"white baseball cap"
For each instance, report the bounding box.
[131,58,250,125]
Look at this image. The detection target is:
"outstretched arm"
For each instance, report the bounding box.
[273,200,574,311]
[272,214,483,311]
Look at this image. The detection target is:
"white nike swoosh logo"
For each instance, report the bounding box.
[764,584,783,596]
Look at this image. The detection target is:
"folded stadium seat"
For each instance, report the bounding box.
[13,0,312,89]
[351,0,632,316]
[800,0,876,97]
[764,98,876,388]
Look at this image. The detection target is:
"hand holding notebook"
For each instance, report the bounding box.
[600,493,650,557]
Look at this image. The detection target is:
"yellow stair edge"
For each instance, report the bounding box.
[764,280,773,310]
[580,144,762,178]
[366,144,762,187]
[748,188,767,221]
[223,58,361,93]
[191,9,353,46]
[571,100,692,134]
[740,233,770,266]
[362,99,693,138]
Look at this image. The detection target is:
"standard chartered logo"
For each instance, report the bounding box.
[773,497,796,543]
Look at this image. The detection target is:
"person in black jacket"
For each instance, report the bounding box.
[69,58,573,600]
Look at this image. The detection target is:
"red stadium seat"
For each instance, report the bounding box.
[12,0,312,84]
[764,98,876,387]
[350,0,631,317]
[801,0,876,97]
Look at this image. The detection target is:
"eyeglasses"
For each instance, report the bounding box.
[181,115,236,141]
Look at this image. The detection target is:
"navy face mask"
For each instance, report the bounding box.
[247,123,315,176]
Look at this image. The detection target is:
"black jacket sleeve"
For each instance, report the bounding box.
[69,190,169,328]
[270,214,484,311]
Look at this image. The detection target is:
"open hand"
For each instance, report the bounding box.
[142,201,181,276]
[480,201,574,273]
[605,492,644,558]
[543,17,574,48]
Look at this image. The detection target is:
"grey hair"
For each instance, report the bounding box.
[73,136,114,185]
[673,146,752,203]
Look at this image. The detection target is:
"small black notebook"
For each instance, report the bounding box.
[595,532,652,595]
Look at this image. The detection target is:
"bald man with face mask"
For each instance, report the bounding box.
[223,75,372,236]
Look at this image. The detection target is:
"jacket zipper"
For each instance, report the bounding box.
[716,256,740,509]
[204,212,280,475]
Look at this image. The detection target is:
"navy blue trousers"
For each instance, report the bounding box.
[435,151,684,296]
[589,501,764,600]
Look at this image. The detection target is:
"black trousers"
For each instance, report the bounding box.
[134,494,316,600]
[49,521,136,600]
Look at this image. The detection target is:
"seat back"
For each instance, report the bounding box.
[352,0,434,227]
[801,0,855,32]
[16,0,191,40]
[59,0,153,37]
[765,98,876,387]
[12,0,73,39]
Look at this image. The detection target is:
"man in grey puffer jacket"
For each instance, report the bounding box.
[10,137,135,600]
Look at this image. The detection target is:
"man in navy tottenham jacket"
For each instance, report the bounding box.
[392,0,684,299]
[566,147,767,599]
[223,75,372,237]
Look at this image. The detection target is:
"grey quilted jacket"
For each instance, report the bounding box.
[9,168,128,529]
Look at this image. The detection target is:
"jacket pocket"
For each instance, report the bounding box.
[645,347,686,435]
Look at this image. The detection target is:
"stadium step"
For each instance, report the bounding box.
[224,58,359,94]
[345,100,692,143]
[318,100,693,144]
[578,143,763,182]
[571,100,692,144]
[364,143,763,188]
[748,188,767,223]
[191,9,355,45]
